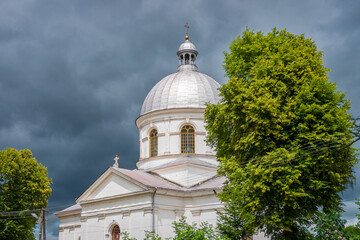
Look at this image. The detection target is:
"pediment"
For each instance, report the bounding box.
[152,163,217,188]
[77,168,148,202]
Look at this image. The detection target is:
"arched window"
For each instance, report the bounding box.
[112,225,120,240]
[181,125,195,154]
[150,129,158,157]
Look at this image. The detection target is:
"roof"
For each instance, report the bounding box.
[140,37,220,116]
[146,155,217,171]
[112,167,183,191]
[56,167,224,215]
[55,203,81,215]
[140,70,220,115]
[178,39,197,52]
[111,167,224,192]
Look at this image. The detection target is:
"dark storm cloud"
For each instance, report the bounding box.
[0,0,359,239]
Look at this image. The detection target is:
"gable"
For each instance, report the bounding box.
[89,174,145,200]
[153,164,217,188]
[77,168,148,202]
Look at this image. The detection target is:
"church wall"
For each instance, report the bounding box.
[128,209,153,239]
[58,213,82,240]
[137,109,215,160]
[58,214,81,227]
[155,208,177,238]
[59,226,81,240]
[80,193,152,216]
[58,190,224,239]
[83,215,106,240]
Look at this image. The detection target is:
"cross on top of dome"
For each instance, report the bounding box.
[184,22,190,40]
[139,25,221,116]
[177,23,198,71]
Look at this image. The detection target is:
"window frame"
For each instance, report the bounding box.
[180,125,195,154]
[149,128,158,157]
[111,225,120,240]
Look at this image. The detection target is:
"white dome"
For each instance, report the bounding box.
[178,40,197,52]
[141,70,221,115]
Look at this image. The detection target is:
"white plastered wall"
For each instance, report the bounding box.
[136,109,217,170]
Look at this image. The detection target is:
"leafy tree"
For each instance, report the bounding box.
[144,231,163,240]
[217,200,255,240]
[122,232,137,240]
[0,148,52,240]
[312,210,346,240]
[172,217,222,240]
[343,225,360,240]
[205,28,357,240]
[122,218,221,240]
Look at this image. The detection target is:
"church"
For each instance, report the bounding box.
[55,31,267,240]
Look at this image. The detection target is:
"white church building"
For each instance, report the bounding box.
[56,33,267,240]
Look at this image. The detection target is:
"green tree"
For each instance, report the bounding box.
[172,217,222,240]
[122,218,221,240]
[343,225,360,240]
[312,210,346,240]
[205,28,357,240]
[217,200,255,240]
[0,148,52,240]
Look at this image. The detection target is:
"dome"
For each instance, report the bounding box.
[140,36,221,116]
[141,70,221,115]
[178,40,197,52]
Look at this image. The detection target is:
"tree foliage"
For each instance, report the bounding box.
[0,148,52,240]
[205,28,357,239]
[216,200,254,240]
[122,217,222,240]
[342,199,360,240]
[343,225,360,240]
[312,210,346,240]
[172,217,221,240]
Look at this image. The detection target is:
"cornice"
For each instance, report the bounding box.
[136,108,205,127]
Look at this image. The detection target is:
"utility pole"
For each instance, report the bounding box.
[38,209,47,240]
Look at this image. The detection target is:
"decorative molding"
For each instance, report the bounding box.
[136,108,205,127]
[158,133,165,137]
[58,227,64,232]
[191,210,201,217]
[143,208,152,215]
[80,216,87,222]
[216,208,225,213]
[97,213,105,221]
[142,137,148,142]
[196,131,206,135]
[122,210,131,218]
[174,209,185,217]
[169,132,179,136]
[61,224,81,230]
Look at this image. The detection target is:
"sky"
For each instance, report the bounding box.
[0,0,359,239]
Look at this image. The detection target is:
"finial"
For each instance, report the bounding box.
[184,22,190,40]
[113,155,119,168]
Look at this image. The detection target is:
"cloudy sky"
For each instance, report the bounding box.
[0,0,359,238]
